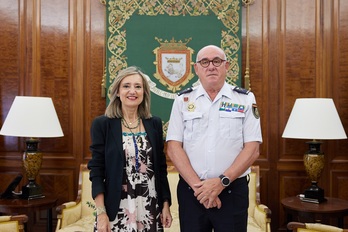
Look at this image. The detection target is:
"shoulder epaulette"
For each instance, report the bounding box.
[233,86,249,95]
[177,87,193,96]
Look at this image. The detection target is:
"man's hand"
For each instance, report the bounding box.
[193,178,224,209]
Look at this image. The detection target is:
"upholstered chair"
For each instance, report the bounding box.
[287,221,348,232]
[247,165,272,232]
[55,164,95,232]
[0,214,28,232]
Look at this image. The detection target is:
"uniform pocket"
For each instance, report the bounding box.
[183,112,203,140]
[219,111,245,139]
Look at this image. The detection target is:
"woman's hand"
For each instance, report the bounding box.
[160,201,173,228]
[97,213,111,232]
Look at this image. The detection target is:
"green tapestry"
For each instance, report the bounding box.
[105,0,242,131]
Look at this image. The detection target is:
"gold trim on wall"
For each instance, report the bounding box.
[242,0,255,91]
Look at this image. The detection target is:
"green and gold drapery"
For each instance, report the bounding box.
[103,0,243,130]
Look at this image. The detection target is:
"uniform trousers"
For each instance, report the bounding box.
[177,175,249,232]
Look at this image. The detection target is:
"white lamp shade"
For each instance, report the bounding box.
[282,98,347,140]
[0,96,64,138]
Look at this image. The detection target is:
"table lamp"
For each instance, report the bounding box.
[0,96,63,199]
[282,98,347,203]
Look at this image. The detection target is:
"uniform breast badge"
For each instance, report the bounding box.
[187,103,196,112]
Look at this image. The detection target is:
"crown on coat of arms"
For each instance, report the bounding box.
[155,37,192,50]
[166,57,182,63]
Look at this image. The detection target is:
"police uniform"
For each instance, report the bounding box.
[166,82,262,232]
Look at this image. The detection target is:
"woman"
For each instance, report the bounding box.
[88,66,172,232]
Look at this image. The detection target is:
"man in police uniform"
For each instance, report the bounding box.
[166,45,262,232]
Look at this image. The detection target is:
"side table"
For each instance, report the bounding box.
[0,196,57,232]
[281,196,348,229]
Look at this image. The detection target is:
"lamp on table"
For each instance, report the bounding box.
[0,96,63,199]
[282,98,347,203]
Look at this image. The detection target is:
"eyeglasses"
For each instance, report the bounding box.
[196,58,226,68]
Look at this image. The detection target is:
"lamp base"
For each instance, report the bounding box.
[21,181,44,200]
[302,182,327,203]
[301,141,327,204]
[21,139,44,200]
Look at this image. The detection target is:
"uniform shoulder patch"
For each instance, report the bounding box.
[252,104,260,119]
[177,87,193,96]
[233,86,249,95]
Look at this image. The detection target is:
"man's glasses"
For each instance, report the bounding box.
[197,58,226,68]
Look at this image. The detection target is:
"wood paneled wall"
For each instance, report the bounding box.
[0,0,348,231]
[246,0,348,230]
[0,0,106,230]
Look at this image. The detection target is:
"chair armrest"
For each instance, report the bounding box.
[0,216,12,222]
[0,215,28,232]
[11,215,28,224]
[305,223,344,232]
[251,204,272,232]
[56,201,82,230]
[56,201,77,214]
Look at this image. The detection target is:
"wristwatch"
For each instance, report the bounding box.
[219,174,231,187]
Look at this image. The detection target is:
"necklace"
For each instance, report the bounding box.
[128,118,138,125]
[122,117,140,130]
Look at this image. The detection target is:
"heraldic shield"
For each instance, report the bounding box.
[153,37,195,93]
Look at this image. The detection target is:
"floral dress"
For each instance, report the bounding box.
[109,132,162,232]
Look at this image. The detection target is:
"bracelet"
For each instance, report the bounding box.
[96,206,106,216]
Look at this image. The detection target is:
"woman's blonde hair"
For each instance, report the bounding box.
[105,66,152,119]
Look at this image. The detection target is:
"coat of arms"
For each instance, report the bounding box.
[153,37,194,95]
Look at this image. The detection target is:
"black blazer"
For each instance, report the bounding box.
[88,115,171,221]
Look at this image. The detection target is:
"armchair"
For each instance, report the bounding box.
[0,214,28,232]
[247,165,272,232]
[55,164,95,232]
[287,222,348,232]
